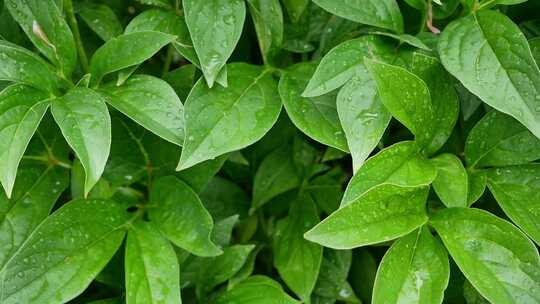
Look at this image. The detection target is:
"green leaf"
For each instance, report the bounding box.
[407,53,459,155]
[89,31,175,84]
[431,153,468,208]
[86,298,123,304]
[372,227,449,304]
[125,220,181,304]
[531,38,540,64]
[25,112,71,165]
[228,247,260,287]
[215,275,299,304]
[77,2,122,41]
[337,67,391,172]
[0,199,129,304]
[149,176,222,257]
[431,208,540,304]
[439,10,540,139]
[404,0,425,10]
[478,0,528,9]
[457,83,483,121]
[6,0,77,76]
[365,58,435,150]
[177,63,281,170]
[280,63,348,152]
[199,177,250,221]
[70,158,113,200]
[282,0,309,22]
[0,84,50,197]
[102,74,185,146]
[465,110,540,168]
[252,145,301,211]
[212,215,239,247]
[196,244,255,296]
[313,249,359,303]
[51,87,111,196]
[305,167,347,214]
[124,9,198,69]
[273,195,322,300]
[305,184,429,249]
[0,40,61,92]
[463,279,490,304]
[302,36,394,98]
[164,64,197,101]
[104,113,161,187]
[341,141,437,207]
[176,156,228,193]
[321,147,347,162]
[0,165,68,270]
[134,0,173,9]
[487,165,540,245]
[183,0,246,87]
[0,3,25,45]
[312,0,403,33]
[247,0,284,65]
[467,169,487,206]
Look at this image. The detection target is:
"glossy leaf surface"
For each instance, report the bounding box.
[102,75,185,146]
[215,275,299,304]
[274,195,322,300]
[431,208,540,304]
[305,184,429,249]
[280,63,348,151]
[372,227,449,304]
[312,0,403,33]
[0,199,129,304]
[149,176,222,256]
[183,0,246,87]
[431,153,468,208]
[341,141,436,206]
[125,221,181,304]
[0,84,50,196]
[487,165,540,245]
[439,10,540,139]
[51,87,111,196]
[89,31,175,84]
[178,64,281,170]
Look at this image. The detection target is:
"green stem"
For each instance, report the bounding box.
[22,156,72,169]
[476,0,494,11]
[64,0,89,74]
[419,1,428,33]
[162,44,174,77]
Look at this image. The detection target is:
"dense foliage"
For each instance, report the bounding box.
[0,0,540,303]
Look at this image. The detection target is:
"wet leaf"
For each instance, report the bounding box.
[439,10,540,139]
[280,63,348,152]
[183,0,245,87]
[51,87,111,196]
[431,208,540,304]
[372,227,449,304]
[0,199,130,304]
[312,0,403,33]
[487,165,540,245]
[177,64,281,170]
[149,176,222,257]
[0,84,50,196]
[305,184,429,249]
[125,220,181,304]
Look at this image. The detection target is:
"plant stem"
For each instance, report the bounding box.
[64,0,89,74]
[419,2,428,33]
[162,44,174,77]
